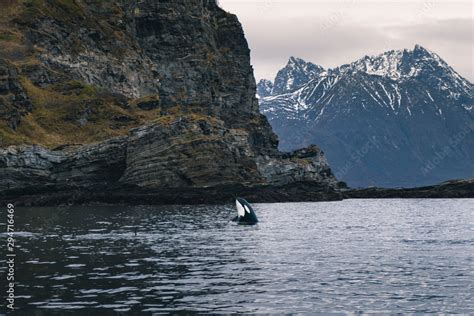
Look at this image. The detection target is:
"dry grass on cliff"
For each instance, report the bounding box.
[20,0,130,57]
[0,77,164,148]
[0,71,222,148]
[0,80,223,148]
[0,0,221,148]
[0,0,27,59]
[151,105,220,127]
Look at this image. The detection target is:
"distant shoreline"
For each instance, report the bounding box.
[343,178,474,199]
[2,178,472,207]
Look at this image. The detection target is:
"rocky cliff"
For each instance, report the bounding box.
[0,0,341,205]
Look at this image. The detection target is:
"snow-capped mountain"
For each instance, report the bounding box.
[258,45,474,188]
[270,57,325,95]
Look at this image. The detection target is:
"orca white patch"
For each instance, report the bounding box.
[236,200,246,217]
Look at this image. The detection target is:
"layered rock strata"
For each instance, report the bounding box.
[0,0,341,205]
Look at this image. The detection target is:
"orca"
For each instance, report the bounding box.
[232,198,258,225]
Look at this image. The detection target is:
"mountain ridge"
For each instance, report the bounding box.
[259,45,472,99]
[258,45,474,188]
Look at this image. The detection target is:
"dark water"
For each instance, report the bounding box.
[0,199,473,314]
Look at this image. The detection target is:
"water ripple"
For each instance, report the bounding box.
[3,199,473,314]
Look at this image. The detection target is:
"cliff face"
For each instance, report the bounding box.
[0,59,32,130]
[0,0,340,205]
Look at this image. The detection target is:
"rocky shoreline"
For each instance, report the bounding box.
[0,181,343,207]
[343,178,474,199]
[2,175,472,207]
[0,117,342,206]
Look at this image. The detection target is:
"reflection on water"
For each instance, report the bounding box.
[0,199,473,314]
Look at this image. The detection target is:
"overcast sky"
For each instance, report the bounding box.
[219,0,473,82]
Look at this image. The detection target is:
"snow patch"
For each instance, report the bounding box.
[426,91,434,102]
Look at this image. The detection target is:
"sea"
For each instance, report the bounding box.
[0,199,472,314]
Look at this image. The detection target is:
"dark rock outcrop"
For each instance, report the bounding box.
[0,115,341,205]
[0,0,341,205]
[0,59,32,130]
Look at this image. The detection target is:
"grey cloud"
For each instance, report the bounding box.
[222,1,473,81]
[388,19,473,43]
[244,17,473,82]
[246,19,390,80]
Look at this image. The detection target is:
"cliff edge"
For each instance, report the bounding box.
[0,0,341,205]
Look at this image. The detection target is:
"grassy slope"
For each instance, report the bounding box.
[0,0,182,148]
